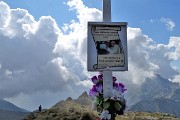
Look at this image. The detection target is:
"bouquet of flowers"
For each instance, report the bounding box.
[89,74,127,120]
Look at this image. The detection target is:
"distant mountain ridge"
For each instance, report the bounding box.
[0,109,29,120]
[129,74,180,117]
[170,88,180,101]
[140,74,179,100]
[129,98,180,117]
[0,99,28,112]
[0,99,29,120]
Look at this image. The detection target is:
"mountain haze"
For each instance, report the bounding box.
[0,99,28,112]
[140,74,179,100]
[0,99,29,120]
[129,74,180,117]
[0,109,29,120]
[129,98,180,117]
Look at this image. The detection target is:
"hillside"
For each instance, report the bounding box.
[0,99,29,120]
[24,92,180,120]
[0,109,29,120]
[140,74,179,100]
[24,96,97,120]
[128,74,180,117]
[0,99,28,112]
[129,98,180,117]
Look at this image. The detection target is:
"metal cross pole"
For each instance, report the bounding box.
[103,0,111,22]
[102,0,113,98]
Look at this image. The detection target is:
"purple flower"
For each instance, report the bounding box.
[113,76,117,82]
[91,76,99,84]
[89,85,99,97]
[113,82,118,88]
[98,74,103,80]
[90,75,127,98]
[95,83,103,93]
[113,82,127,93]
[119,83,127,92]
[89,90,98,97]
[119,83,124,88]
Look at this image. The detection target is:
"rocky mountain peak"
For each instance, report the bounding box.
[78,91,89,99]
[66,97,73,101]
[170,88,180,101]
[0,99,28,112]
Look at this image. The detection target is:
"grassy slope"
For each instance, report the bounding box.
[23,99,180,120]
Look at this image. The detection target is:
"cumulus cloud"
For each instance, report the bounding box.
[53,0,102,75]
[0,0,101,110]
[172,75,180,83]
[161,18,176,31]
[166,37,180,60]
[0,1,87,101]
[0,0,180,110]
[114,28,179,84]
[0,1,10,27]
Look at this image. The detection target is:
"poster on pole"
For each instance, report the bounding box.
[87,22,128,71]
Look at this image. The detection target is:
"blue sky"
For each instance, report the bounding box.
[0,0,180,111]
[3,0,180,72]
[3,0,180,44]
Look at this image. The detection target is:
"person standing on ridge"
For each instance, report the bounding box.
[39,105,42,112]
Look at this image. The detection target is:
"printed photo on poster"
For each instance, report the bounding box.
[87,22,128,71]
[91,25,124,69]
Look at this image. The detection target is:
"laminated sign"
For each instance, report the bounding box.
[87,22,128,71]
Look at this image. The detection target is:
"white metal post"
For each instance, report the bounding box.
[102,0,113,98]
[103,0,111,22]
[103,70,113,98]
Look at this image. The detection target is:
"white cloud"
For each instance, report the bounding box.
[54,0,102,74]
[0,0,180,111]
[5,69,12,78]
[166,37,180,60]
[172,75,180,83]
[0,1,10,28]
[114,27,179,84]
[0,1,89,110]
[161,18,176,31]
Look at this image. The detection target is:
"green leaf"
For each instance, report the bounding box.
[104,97,110,102]
[114,102,122,111]
[96,97,100,104]
[103,102,110,110]
[99,100,103,106]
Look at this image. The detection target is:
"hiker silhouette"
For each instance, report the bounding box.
[39,105,42,112]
